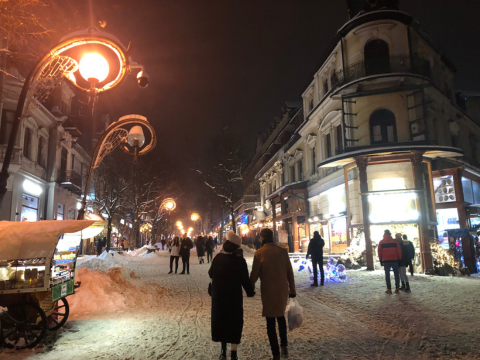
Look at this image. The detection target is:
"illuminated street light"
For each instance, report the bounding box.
[79,53,109,83]
[0,26,149,207]
[160,198,176,212]
[191,213,200,221]
[176,221,182,227]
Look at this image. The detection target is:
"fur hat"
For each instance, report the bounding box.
[226,230,242,247]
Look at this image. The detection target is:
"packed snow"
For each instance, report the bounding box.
[2,246,480,360]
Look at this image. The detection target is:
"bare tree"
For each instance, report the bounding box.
[90,155,130,251]
[194,132,244,235]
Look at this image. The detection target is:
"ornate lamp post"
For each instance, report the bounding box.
[0,26,148,207]
[77,114,156,220]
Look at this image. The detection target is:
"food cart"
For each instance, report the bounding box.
[0,220,105,349]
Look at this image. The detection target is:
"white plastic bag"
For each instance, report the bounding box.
[286,298,303,331]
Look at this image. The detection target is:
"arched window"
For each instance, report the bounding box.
[370,109,397,144]
[364,39,390,76]
[37,136,45,167]
[23,128,32,160]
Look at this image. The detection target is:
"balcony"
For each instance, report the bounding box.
[59,169,83,195]
[331,55,431,91]
[233,195,261,212]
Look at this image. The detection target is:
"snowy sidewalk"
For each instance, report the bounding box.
[2,248,480,360]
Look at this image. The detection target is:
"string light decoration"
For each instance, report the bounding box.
[431,242,457,267]
[292,257,347,283]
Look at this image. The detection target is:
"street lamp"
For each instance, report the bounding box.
[191,213,204,235]
[77,114,156,220]
[0,26,148,207]
[176,221,182,227]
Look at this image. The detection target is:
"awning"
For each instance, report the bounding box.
[254,210,267,221]
[0,220,98,260]
[318,145,463,168]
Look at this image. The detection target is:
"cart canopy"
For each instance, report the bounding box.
[0,220,97,260]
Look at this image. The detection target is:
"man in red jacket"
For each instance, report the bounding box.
[378,229,402,294]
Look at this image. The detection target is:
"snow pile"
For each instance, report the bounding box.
[77,252,127,272]
[126,245,150,257]
[241,245,256,255]
[141,251,160,258]
[68,267,164,317]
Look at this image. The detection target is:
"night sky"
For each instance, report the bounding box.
[56,0,480,217]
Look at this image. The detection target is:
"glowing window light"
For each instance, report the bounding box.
[23,179,42,196]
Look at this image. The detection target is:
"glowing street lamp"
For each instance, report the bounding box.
[191,213,200,222]
[176,221,183,227]
[160,199,176,212]
[79,53,110,84]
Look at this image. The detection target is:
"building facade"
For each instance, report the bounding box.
[249,1,480,273]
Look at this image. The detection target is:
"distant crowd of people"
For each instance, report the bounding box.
[165,235,218,274]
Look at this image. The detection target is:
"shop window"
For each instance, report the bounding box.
[57,203,64,220]
[311,147,316,175]
[68,209,75,220]
[436,208,460,248]
[364,39,390,76]
[370,109,397,144]
[326,133,332,158]
[21,193,39,222]
[23,127,32,160]
[462,177,474,204]
[298,160,303,181]
[37,136,45,167]
[290,165,295,183]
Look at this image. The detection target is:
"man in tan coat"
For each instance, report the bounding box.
[250,228,296,360]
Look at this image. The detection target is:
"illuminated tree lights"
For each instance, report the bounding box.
[431,242,457,267]
[293,257,347,283]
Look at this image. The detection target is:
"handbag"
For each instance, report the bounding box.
[208,282,212,296]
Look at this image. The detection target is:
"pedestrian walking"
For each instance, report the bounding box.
[403,234,415,276]
[253,236,261,250]
[180,235,193,274]
[102,237,107,253]
[306,231,325,286]
[205,236,214,263]
[196,236,206,264]
[378,229,402,294]
[161,237,166,250]
[124,238,130,251]
[96,237,102,256]
[395,234,412,293]
[168,236,181,274]
[209,230,255,360]
[250,228,296,360]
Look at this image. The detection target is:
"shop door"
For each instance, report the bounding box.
[330,217,348,253]
[286,220,294,253]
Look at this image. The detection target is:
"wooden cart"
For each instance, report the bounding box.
[0,220,104,350]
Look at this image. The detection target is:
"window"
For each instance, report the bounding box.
[290,165,296,183]
[282,169,286,186]
[323,79,329,96]
[60,147,68,182]
[311,147,316,175]
[0,110,14,145]
[68,209,75,220]
[71,153,75,171]
[273,180,277,192]
[23,127,32,160]
[364,39,390,76]
[298,160,303,181]
[37,137,45,167]
[57,203,64,220]
[336,125,343,154]
[330,71,337,88]
[21,194,39,222]
[370,109,397,144]
[326,133,332,158]
[309,98,314,112]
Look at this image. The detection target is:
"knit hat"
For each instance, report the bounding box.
[226,230,242,247]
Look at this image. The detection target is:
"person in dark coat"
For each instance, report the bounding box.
[396,233,412,292]
[179,235,193,274]
[209,230,255,360]
[161,238,166,250]
[102,237,107,252]
[378,230,402,294]
[403,234,415,276]
[196,236,206,264]
[96,237,102,256]
[253,235,262,250]
[306,231,325,286]
[205,236,214,263]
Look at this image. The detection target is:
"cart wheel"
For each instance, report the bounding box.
[48,297,69,331]
[0,302,48,350]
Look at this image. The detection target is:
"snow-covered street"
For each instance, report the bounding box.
[2,248,480,360]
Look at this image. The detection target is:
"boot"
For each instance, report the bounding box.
[168,270,173,274]
[311,282,318,287]
[405,282,411,293]
[385,289,392,294]
[400,281,405,291]
[320,279,324,286]
[272,355,281,360]
[219,343,226,360]
[231,350,238,360]
[281,346,288,356]
[394,287,400,294]
[179,271,185,274]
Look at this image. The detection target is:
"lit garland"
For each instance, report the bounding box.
[292,257,347,283]
[431,242,457,267]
